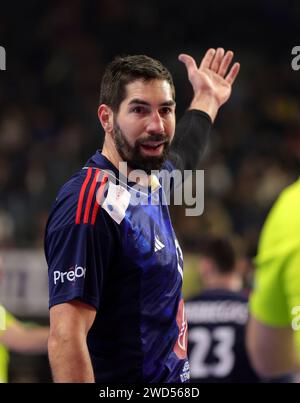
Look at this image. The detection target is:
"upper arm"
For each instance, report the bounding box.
[46,220,115,311]
[48,300,97,382]
[46,170,117,312]
[283,249,300,355]
[248,249,300,377]
[249,254,290,328]
[49,300,96,339]
[247,315,299,378]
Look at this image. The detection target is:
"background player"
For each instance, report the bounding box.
[0,257,49,383]
[186,237,261,383]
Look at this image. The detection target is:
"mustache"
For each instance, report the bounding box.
[137,133,169,145]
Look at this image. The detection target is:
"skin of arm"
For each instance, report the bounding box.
[247,315,300,377]
[48,300,96,383]
[179,48,240,122]
[0,319,49,354]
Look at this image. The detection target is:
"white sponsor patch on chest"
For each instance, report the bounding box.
[101,182,131,224]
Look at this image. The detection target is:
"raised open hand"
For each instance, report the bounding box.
[179,48,240,119]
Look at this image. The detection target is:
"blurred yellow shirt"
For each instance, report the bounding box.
[0,304,16,383]
[250,179,300,353]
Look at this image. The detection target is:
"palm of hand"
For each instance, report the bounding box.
[179,49,240,110]
[191,68,232,107]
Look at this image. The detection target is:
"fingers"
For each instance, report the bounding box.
[202,48,240,83]
[225,62,240,85]
[199,48,216,70]
[210,48,225,73]
[218,51,234,77]
[179,48,240,84]
[178,54,197,73]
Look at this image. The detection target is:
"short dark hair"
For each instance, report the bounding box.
[198,237,236,274]
[99,54,175,111]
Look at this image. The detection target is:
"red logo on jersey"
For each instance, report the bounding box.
[173,299,188,359]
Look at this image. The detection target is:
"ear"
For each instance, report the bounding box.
[199,257,215,277]
[98,104,114,134]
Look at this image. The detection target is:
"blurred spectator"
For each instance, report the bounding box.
[0,256,49,383]
[0,304,49,383]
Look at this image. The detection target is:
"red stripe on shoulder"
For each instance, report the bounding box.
[91,173,109,225]
[83,169,101,224]
[75,168,93,224]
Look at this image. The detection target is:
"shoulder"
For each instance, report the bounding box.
[0,305,16,330]
[257,179,300,262]
[186,289,248,304]
[46,167,110,235]
[270,179,300,220]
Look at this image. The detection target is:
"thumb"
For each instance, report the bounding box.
[178,54,197,73]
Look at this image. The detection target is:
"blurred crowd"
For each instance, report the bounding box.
[0,0,300,259]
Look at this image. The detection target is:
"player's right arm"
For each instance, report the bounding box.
[48,299,96,383]
[45,168,117,382]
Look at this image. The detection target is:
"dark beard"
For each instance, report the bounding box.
[113,123,170,174]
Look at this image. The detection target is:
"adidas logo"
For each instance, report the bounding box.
[154,235,165,252]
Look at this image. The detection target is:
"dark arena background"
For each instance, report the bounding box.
[0,0,299,383]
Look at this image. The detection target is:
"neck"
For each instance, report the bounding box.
[102,140,122,172]
[102,139,152,187]
[205,274,242,292]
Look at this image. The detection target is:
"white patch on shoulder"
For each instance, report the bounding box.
[101,182,131,224]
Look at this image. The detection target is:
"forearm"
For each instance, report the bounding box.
[17,327,49,353]
[48,334,95,383]
[189,92,219,123]
[0,322,49,354]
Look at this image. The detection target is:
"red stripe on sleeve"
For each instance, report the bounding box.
[91,173,109,225]
[83,169,100,224]
[75,167,93,224]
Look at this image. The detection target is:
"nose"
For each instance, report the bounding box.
[146,111,164,134]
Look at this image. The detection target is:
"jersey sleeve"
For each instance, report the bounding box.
[161,109,211,196]
[46,219,115,311]
[284,249,300,353]
[250,254,291,327]
[168,109,212,172]
[0,305,16,333]
[250,246,300,359]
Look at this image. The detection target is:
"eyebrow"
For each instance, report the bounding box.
[128,98,176,107]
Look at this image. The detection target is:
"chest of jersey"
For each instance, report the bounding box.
[117,188,184,315]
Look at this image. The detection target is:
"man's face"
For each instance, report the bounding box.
[112,79,176,173]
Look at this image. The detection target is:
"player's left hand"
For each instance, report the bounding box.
[179,48,240,120]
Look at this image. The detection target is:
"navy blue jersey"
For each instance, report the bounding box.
[45,151,189,383]
[45,109,211,383]
[186,289,261,383]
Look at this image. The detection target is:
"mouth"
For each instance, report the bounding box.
[139,141,165,156]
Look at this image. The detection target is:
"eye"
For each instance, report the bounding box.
[160,106,173,115]
[131,106,146,114]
